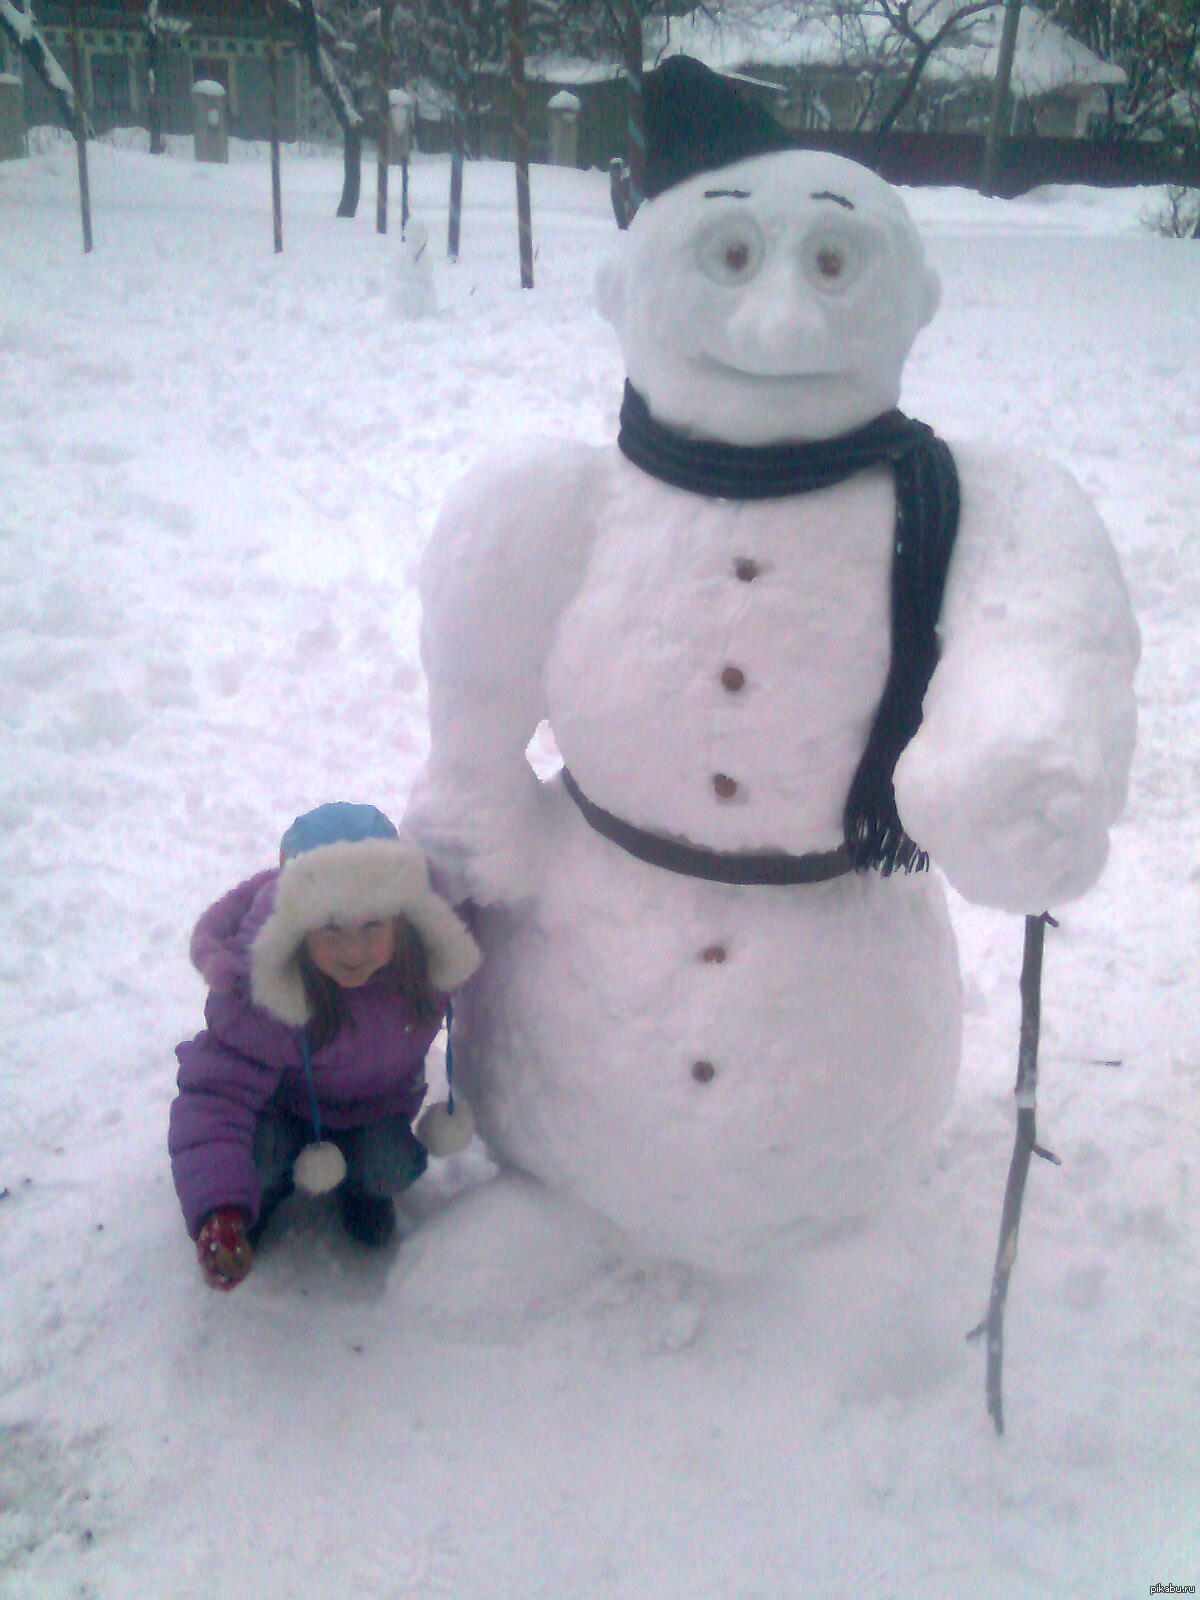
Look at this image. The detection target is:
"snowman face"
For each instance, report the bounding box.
[596,150,940,445]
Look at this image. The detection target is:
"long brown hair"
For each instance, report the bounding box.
[298,914,442,1053]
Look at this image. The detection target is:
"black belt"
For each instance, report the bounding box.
[560,767,853,887]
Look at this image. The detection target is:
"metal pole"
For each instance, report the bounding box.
[508,0,534,288]
[622,0,644,212]
[268,1,284,252]
[66,0,93,253]
[376,0,391,234]
[447,0,468,260]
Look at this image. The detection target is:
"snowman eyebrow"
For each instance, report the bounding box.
[704,188,752,200]
[812,191,855,210]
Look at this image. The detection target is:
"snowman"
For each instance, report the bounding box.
[405,59,1138,1269]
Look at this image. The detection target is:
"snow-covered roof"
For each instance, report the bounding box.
[525,55,624,88]
[652,3,1125,99]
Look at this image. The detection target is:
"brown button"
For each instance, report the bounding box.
[701,944,727,964]
[720,665,746,693]
[691,1060,716,1084]
[712,773,738,800]
[734,558,760,582]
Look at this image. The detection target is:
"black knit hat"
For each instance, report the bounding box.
[642,56,790,201]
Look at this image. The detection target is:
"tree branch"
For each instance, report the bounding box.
[0,0,80,126]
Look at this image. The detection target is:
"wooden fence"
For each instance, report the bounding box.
[791,129,1200,197]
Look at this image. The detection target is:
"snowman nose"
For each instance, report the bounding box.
[723,267,833,374]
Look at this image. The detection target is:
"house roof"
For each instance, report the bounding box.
[651,3,1126,99]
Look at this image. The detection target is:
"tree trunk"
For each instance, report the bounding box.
[875,42,933,138]
[336,124,362,218]
[293,0,366,219]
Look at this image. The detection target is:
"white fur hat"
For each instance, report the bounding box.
[250,813,480,1026]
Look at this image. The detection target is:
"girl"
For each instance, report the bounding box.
[169,802,480,1291]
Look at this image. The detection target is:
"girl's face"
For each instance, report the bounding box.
[303,918,396,989]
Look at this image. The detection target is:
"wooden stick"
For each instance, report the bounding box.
[968,911,1061,1434]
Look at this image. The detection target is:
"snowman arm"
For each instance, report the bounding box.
[405,440,601,904]
[893,445,1139,913]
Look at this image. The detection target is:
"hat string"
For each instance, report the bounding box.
[298,1029,323,1143]
[444,999,456,1115]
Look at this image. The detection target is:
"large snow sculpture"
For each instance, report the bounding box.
[405,60,1138,1268]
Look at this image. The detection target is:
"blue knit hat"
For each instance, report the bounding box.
[279,802,399,862]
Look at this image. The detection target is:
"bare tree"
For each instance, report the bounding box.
[560,0,711,205]
[1048,0,1200,149]
[286,0,367,216]
[867,0,1001,133]
[757,0,1001,134]
[142,1,189,155]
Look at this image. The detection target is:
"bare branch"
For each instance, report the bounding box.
[0,0,79,124]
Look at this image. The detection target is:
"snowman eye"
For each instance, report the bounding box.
[698,221,766,286]
[803,230,865,292]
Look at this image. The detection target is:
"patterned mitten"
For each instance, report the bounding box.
[196,1208,253,1291]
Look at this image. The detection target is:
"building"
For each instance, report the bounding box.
[0,0,319,143]
[652,4,1126,139]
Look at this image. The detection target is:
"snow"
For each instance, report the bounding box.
[1,133,1198,1599]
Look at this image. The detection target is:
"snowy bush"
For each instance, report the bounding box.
[1143,183,1200,238]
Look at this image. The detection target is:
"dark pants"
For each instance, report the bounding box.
[253,1108,428,1208]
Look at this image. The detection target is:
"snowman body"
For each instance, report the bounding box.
[448,455,962,1263]
[406,147,1138,1266]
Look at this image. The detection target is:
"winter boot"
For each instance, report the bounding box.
[336,1183,397,1248]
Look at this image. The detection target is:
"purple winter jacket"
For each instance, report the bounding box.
[169,869,441,1238]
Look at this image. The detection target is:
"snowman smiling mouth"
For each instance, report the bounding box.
[697,352,850,382]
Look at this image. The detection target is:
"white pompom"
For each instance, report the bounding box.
[293,1140,348,1195]
[416,1099,476,1157]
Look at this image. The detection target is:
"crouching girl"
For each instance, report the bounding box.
[169,802,480,1291]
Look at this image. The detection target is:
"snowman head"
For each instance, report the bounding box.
[595,62,939,446]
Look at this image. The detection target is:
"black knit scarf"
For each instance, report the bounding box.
[617,382,960,875]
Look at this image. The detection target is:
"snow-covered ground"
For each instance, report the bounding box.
[1,135,1197,1600]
